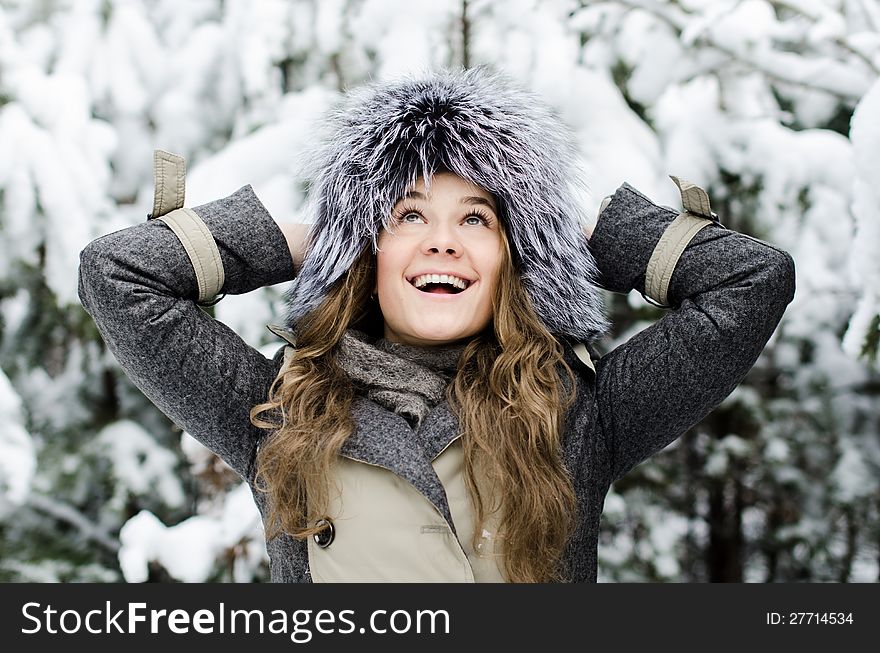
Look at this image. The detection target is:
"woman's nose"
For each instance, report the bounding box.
[422,223,462,255]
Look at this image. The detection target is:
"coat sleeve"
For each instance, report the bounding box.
[588,183,796,484]
[77,185,296,482]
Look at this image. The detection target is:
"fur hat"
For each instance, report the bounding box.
[284,66,608,342]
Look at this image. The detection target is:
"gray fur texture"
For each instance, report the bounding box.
[284,66,609,342]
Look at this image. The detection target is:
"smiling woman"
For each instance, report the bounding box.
[78,66,795,583]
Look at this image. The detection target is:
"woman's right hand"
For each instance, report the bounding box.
[279,223,310,275]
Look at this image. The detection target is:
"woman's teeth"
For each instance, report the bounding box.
[411,274,470,290]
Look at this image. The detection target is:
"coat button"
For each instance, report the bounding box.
[313,518,335,548]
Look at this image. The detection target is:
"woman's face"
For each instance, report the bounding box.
[376,172,503,347]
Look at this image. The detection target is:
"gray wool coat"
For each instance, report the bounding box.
[77,182,795,583]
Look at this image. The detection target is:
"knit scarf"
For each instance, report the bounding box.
[336,329,468,430]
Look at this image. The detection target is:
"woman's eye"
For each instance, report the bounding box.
[395,211,488,226]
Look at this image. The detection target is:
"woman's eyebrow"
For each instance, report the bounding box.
[461,196,497,212]
[403,190,496,212]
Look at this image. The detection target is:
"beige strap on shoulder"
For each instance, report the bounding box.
[669,175,716,220]
[644,176,717,307]
[158,208,225,303]
[151,150,186,219]
[572,342,596,375]
[148,150,225,304]
[267,323,297,346]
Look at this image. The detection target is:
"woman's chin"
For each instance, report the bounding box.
[387,323,481,347]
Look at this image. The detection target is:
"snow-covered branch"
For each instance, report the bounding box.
[28,493,120,553]
[603,0,876,101]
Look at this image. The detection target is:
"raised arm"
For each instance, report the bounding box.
[588,182,795,483]
[279,222,311,275]
[78,185,296,481]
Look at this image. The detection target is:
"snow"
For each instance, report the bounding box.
[706,435,752,476]
[180,431,216,473]
[832,439,878,503]
[118,482,265,583]
[654,76,725,185]
[181,85,334,209]
[764,438,791,464]
[15,342,92,434]
[568,67,676,209]
[0,368,36,510]
[616,9,683,106]
[649,510,689,578]
[843,77,880,363]
[375,2,456,79]
[602,490,627,519]
[695,0,781,50]
[119,510,220,583]
[0,291,30,355]
[224,0,290,101]
[0,35,117,304]
[94,420,185,510]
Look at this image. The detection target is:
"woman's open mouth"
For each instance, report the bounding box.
[417,283,464,295]
[407,274,475,297]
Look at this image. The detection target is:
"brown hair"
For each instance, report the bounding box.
[250,220,578,582]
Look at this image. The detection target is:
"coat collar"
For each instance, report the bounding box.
[341,395,460,533]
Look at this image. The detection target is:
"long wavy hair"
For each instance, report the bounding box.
[250,217,579,583]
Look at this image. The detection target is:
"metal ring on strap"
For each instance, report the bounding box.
[156,208,225,304]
